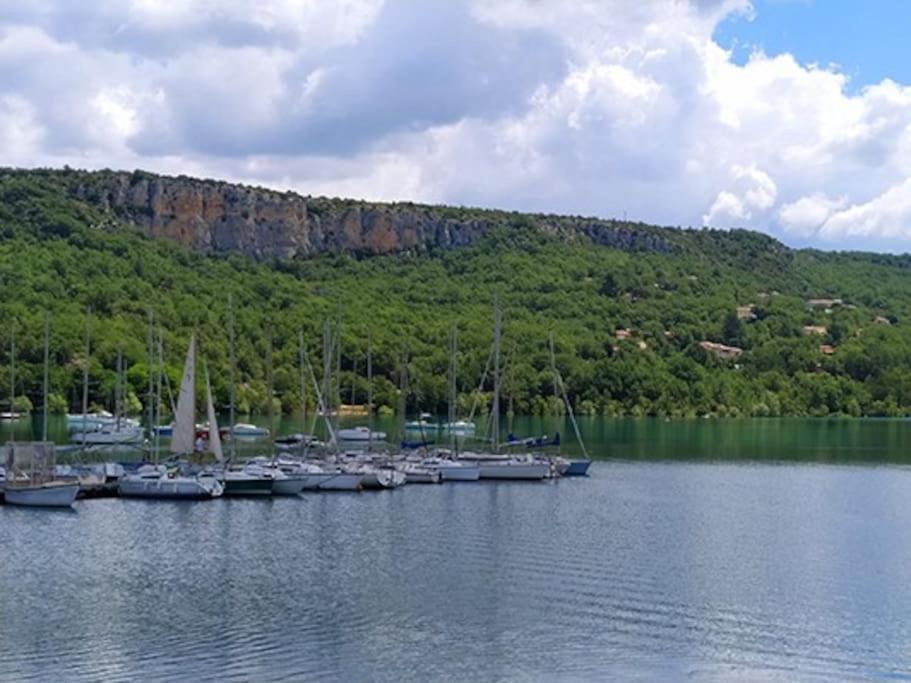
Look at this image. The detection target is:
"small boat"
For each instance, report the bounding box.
[245,458,307,496]
[118,464,224,500]
[0,411,21,421]
[274,433,321,450]
[405,413,437,432]
[4,480,80,507]
[336,426,386,443]
[443,420,476,434]
[3,442,81,507]
[152,423,173,436]
[71,424,145,445]
[230,423,269,438]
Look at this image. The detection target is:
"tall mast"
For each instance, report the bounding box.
[42,311,49,442]
[146,310,154,435]
[228,295,236,460]
[154,328,164,463]
[81,308,91,451]
[8,326,14,419]
[266,324,274,436]
[115,348,123,430]
[449,324,457,451]
[492,295,501,453]
[298,328,307,457]
[335,304,342,414]
[367,329,373,453]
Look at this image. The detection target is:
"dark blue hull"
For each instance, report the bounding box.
[564,460,592,476]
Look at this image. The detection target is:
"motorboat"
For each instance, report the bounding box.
[336,426,386,443]
[230,423,270,438]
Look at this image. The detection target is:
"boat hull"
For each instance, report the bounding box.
[312,473,363,491]
[3,482,80,507]
[564,459,592,476]
[223,477,274,496]
[118,476,223,500]
[404,469,442,484]
[271,477,307,496]
[477,463,549,480]
[438,464,481,482]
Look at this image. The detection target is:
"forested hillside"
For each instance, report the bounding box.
[2,168,911,419]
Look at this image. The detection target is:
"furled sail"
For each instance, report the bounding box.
[205,367,224,463]
[170,334,196,455]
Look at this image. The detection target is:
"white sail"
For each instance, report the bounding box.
[205,367,224,463]
[170,334,196,455]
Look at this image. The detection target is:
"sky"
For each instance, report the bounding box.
[1,0,910,252]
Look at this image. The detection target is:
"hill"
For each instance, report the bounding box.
[2,167,911,419]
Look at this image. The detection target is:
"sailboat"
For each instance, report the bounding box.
[2,317,79,507]
[548,334,592,477]
[458,299,549,481]
[118,334,224,500]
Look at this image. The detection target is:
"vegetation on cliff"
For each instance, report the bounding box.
[2,168,911,419]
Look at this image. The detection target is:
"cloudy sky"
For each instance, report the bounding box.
[2,0,910,252]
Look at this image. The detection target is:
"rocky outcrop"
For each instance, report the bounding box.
[68,169,675,259]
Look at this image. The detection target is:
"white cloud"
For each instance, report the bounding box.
[819,179,911,241]
[1,0,911,250]
[778,193,847,236]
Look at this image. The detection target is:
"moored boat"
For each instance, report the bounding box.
[4,480,80,507]
[336,426,386,443]
[118,464,223,499]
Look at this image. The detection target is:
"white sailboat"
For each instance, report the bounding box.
[119,334,224,500]
[3,443,79,508]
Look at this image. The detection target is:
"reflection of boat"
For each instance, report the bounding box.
[337,426,386,443]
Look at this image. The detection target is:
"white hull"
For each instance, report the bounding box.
[4,482,80,507]
[311,473,363,491]
[477,462,549,480]
[271,476,307,496]
[336,427,386,442]
[438,464,481,481]
[403,468,441,484]
[118,473,223,499]
[72,429,144,445]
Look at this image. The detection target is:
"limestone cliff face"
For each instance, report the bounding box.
[70,170,673,259]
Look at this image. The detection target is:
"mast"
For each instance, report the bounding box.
[8,326,14,420]
[115,348,123,431]
[266,324,274,437]
[228,295,236,460]
[492,295,501,453]
[146,310,154,435]
[335,302,342,414]
[367,329,373,453]
[448,324,457,451]
[81,309,90,450]
[298,328,307,457]
[40,312,50,441]
[550,333,589,460]
[154,328,164,462]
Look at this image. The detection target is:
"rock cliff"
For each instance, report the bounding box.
[66,169,675,259]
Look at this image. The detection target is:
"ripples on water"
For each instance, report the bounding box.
[2,462,911,682]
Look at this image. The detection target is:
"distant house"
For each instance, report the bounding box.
[806,298,843,309]
[615,329,632,340]
[874,316,892,325]
[700,341,743,360]
[802,325,828,336]
[736,305,757,321]
[819,345,836,355]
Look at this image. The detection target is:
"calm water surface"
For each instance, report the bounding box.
[2,419,911,681]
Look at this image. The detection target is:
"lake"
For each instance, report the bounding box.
[2,418,911,681]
